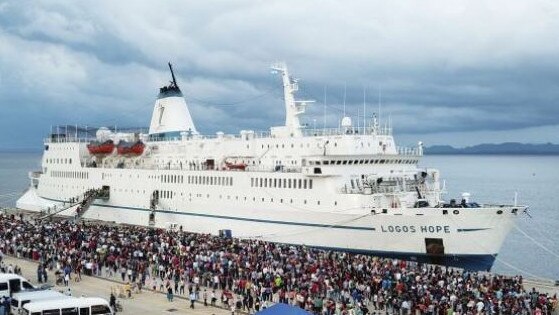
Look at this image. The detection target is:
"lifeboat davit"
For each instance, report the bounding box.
[87,140,115,155]
[117,140,145,155]
[225,161,247,171]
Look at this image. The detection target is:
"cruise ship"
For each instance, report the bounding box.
[17,63,525,271]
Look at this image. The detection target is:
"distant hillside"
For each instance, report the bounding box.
[424,142,559,155]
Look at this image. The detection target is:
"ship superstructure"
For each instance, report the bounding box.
[17,63,525,271]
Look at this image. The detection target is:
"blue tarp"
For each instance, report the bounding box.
[256,303,311,315]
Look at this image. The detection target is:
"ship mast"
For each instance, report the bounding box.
[270,62,314,137]
[168,62,178,88]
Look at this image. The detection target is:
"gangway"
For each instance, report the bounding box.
[73,190,98,223]
[37,200,82,221]
[37,186,110,222]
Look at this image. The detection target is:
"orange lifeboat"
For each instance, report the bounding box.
[87,140,115,155]
[225,161,247,171]
[117,140,145,155]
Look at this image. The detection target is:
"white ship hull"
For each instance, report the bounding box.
[17,179,517,271]
[16,63,524,271]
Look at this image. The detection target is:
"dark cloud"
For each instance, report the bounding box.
[0,0,558,149]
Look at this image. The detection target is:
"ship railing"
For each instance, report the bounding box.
[396,146,422,156]
[144,126,394,143]
[245,165,302,173]
[301,126,392,137]
[90,162,303,174]
[476,203,524,209]
[338,184,423,195]
[44,137,96,144]
[146,131,273,142]
[29,171,43,179]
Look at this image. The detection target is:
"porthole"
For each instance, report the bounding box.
[453,210,460,215]
[497,210,503,215]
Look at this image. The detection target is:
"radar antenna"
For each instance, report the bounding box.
[168,62,178,87]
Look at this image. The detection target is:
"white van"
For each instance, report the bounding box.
[0,274,36,297]
[22,297,113,315]
[11,290,70,315]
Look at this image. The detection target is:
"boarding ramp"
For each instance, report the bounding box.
[36,200,82,221]
[37,187,110,222]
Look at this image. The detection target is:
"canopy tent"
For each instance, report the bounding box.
[256,303,311,315]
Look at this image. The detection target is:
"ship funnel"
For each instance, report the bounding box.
[148,63,198,139]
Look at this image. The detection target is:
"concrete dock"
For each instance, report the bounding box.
[1,255,233,315]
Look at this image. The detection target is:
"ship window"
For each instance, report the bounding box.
[274,178,277,187]
[288,179,292,188]
[342,160,348,165]
[348,160,353,165]
[304,200,307,204]
[323,161,329,165]
[317,201,320,205]
[298,179,302,188]
[303,180,307,189]
[309,179,313,189]
[354,160,359,164]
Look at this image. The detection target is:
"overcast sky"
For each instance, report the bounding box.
[1,0,558,149]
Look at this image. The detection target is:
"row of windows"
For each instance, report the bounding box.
[46,158,72,164]
[42,184,338,207]
[250,177,313,189]
[35,304,111,315]
[161,174,234,186]
[257,140,379,150]
[159,190,174,199]
[309,159,418,166]
[50,170,89,179]
[160,191,334,206]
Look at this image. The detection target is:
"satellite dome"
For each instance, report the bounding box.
[341,116,352,128]
[96,127,112,141]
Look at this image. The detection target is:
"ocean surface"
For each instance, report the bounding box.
[0,152,558,279]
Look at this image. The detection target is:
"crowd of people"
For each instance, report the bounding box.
[0,213,557,315]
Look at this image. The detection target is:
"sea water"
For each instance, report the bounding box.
[1,152,558,279]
